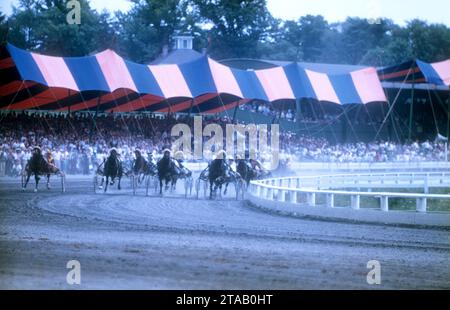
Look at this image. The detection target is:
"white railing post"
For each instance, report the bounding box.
[267,188,273,200]
[416,198,427,213]
[326,193,334,208]
[351,195,360,210]
[290,191,297,203]
[279,190,286,202]
[261,186,267,198]
[252,174,449,215]
[380,196,389,212]
[307,193,316,206]
[255,184,261,196]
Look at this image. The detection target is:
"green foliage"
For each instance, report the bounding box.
[0,12,8,45]
[115,0,205,62]
[6,0,114,56]
[3,0,450,65]
[191,0,271,59]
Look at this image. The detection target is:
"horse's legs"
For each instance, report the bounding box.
[104,176,109,192]
[164,178,170,191]
[23,172,31,189]
[171,177,177,192]
[224,182,229,195]
[218,184,223,198]
[34,173,39,192]
[209,180,214,199]
[46,174,51,190]
[159,178,163,195]
[117,176,121,190]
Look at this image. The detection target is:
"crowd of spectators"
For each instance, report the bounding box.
[0,112,448,176]
[283,135,448,163]
[239,101,296,121]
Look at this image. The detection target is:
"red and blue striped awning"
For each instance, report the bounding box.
[0,43,387,113]
[378,59,450,86]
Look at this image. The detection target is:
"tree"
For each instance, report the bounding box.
[0,12,8,46]
[7,0,114,56]
[320,17,394,65]
[296,15,328,62]
[406,19,450,62]
[280,19,302,61]
[191,0,271,59]
[116,0,203,63]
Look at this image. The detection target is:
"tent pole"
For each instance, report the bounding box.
[408,82,415,141]
[217,94,230,120]
[166,99,173,115]
[188,98,194,117]
[232,100,240,124]
[90,93,101,143]
[295,98,302,130]
[67,90,71,115]
[431,88,450,141]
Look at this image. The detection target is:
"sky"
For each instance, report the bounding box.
[1,0,449,26]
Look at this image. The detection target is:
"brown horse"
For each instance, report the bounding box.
[98,149,123,193]
[22,148,64,192]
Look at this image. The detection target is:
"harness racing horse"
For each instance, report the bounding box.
[157,150,193,197]
[22,148,65,192]
[95,149,124,193]
[236,159,256,187]
[208,155,245,200]
[130,150,158,195]
[157,150,176,195]
[236,159,271,187]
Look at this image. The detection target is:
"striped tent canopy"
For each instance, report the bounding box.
[0,43,387,113]
[378,59,450,86]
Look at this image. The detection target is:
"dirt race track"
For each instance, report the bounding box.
[0,175,449,289]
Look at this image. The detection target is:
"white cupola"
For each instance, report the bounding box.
[173,35,194,50]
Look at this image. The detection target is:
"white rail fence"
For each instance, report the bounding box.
[249,172,450,213]
[288,161,450,172]
[186,161,450,174]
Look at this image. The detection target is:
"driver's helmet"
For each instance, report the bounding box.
[215,150,227,160]
[110,147,118,155]
[174,151,184,161]
[162,149,171,158]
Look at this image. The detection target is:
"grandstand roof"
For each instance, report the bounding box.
[151,48,204,65]
[378,59,450,87]
[220,58,367,74]
[0,43,388,114]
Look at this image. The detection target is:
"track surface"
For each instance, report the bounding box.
[0,176,449,289]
